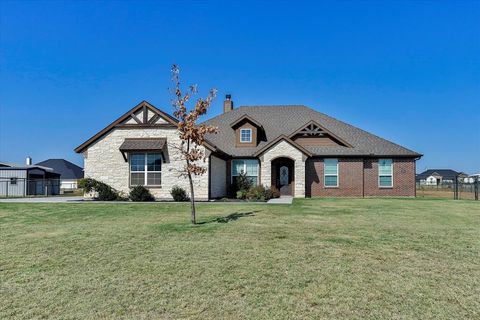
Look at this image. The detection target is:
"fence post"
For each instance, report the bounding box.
[5,181,8,198]
[475,177,479,201]
[453,176,458,200]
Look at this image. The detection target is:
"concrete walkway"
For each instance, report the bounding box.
[0,196,84,203]
[0,196,294,204]
[267,196,293,204]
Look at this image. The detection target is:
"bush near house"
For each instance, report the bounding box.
[170,186,189,202]
[129,186,155,202]
[78,178,127,201]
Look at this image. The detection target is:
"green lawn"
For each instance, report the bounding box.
[1,198,479,319]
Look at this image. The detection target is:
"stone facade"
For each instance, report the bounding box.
[260,140,306,197]
[83,127,209,200]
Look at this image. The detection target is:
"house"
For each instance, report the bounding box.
[36,159,84,190]
[416,169,468,186]
[0,157,61,197]
[75,97,422,200]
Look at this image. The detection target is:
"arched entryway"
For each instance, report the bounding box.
[271,157,295,196]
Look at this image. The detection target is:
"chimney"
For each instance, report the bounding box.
[223,94,233,113]
[26,156,32,166]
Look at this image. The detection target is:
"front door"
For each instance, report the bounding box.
[276,163,293,196]
[279,165,291,196]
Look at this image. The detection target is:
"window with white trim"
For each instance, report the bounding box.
[378,159,393,187]
[232,159,258,185]
[240,128,252,143]
[324,158,338,187]
[130,153,162,186]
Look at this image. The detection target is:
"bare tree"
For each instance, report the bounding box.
[171,65,218,224]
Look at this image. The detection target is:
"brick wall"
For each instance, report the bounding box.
[306,158,364,197]
[364,158,415,197]
[306,157,416,197]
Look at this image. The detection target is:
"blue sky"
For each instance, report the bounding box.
[1,0,479,173]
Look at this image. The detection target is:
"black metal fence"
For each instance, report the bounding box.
[0,178,61,197]
[416,176,479,200]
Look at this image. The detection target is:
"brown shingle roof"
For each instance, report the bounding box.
[204,105,422,157]
[119,138,167,151]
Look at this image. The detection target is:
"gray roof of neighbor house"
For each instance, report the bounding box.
[416,169,466,181]
[204,105,422,157]
[35,159,84,179]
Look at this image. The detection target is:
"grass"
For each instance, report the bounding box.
[0,198,479,319]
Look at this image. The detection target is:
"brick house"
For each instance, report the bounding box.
[75,96,422,200]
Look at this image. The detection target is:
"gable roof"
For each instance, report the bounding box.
[252,135,313,157]
[416,169,466,181]
[74,101,178,153]
[288,120,353,147]
[204,105,422,158]
[230,114,263,129]
[36,159,84,179]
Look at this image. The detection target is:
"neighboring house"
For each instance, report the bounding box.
[75,97,422,200]
[416,169,468,186]
[36,159,84,190]
[0,158,61,196]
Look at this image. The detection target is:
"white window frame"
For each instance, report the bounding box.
[129,153,162,187]
[231,159,259,185]
[378,158,393,188]
[240,128,252,143]
[324,158,339,188]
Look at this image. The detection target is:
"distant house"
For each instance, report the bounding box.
[0,157,61,196]
[416,169,468,186]
[36,159,84,190]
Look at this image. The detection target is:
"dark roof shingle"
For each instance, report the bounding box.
[204,105,421,157]
[119,138,167,151]
[35,159,84,179]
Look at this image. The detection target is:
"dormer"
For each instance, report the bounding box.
[289,120,352,148]
[230,114,263,148]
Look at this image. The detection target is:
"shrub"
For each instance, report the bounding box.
[236,189,247,200]
[245,185,281,201]
[236,171,252,193]
[266,186,281,199]
[246,185,267,201]
[78,178,127,201]
[129,186,155,202]
[170,186,189,202]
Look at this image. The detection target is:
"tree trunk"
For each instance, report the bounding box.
[188,171,196,224]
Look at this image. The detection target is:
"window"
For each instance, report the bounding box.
[378,159,393,187]
[130,153,162,186]
[324,158,338,187]
[232,159,258,185]
[240,128,252,143]
[10,178,17,185]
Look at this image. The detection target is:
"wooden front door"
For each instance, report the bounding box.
[274,160,294,196]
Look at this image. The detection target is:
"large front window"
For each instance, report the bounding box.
[232,159,258,185]
[130,153,162,186]
[378,159,393,187]
[324,158,338,187]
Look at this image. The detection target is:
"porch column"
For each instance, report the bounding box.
[259,155,271,189]
[294,155,307,197]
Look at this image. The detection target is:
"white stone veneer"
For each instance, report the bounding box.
[83,127,209,200]
[260,140,306,197]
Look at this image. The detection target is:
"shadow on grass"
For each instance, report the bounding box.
[198,211,259,224]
